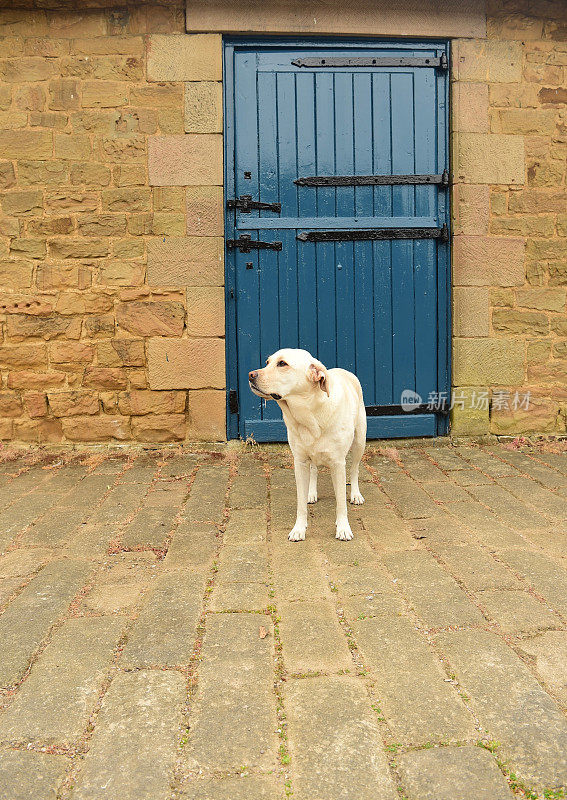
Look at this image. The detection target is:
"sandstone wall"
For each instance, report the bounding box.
[451,0,566,436]
[0,5,225,443]
[0,1,565,443]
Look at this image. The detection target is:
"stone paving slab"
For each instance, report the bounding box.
[397,745,515,800]
[121,571,206,667]
[0,617,125,746]
[209,580,269,612]
[0,559,92,688]
[0,749,70,800]
[179,775,284,800]
[183,613,277,772]
[498,549,567,616]
[444,500,527,549]
[430,543,521,591]
[437,628,567,789]
[279,600,352,673]
[466,483,550,530]
[285,676,398,800]
[71,670,185,800]
[517,631,567,705]
[497,475,567,521]
[478,589,561,634]
[162,520,218,570]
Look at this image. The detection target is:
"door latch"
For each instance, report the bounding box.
[229,389,239,415]
[227,195,281,213]
[226,234,283,253]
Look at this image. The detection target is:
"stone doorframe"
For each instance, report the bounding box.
[145,1,533,439]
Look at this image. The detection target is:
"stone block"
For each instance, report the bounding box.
[450,388,491,435]
[0,160,15,189]
[516,288,566,312]
[147,237,224,286]
[397,747,514,800]
[130,84,183,108]
[0,751,69,800]
[0,260,33,289]
[479,589,559,634]
[116,301,185,337]
[153,187,185,212]
[81,80,129,108]
[279,600,352,673]
[70,672,185,800]
[148,135,223,186]
[186,286,225,337]
[148,337,225,390]
[452,81,489,133]
[453,338,525,385]
[186,185,224,236]
[452,184,490,235]
[7,371,66,390]
[118,390,186,415]
[187,389,226,440]
[492,309,550,335]
[490,395,559,435]
[452,235,525,286]
[455,133,525,185]
[185,81,223,133]
[61,415,130,442]
[54,133,92,160]
[48,78,79,110]
[102,187,152,212]
[0,344,47,367]
[0,56,56,82]
[453,287,489,336]
[497,108,557,135]
[2,190,43,216]
[130,414,186,442]
[83,367,128,390]
[147,34,222,81]
[518,631,567,706]
[48,391,99,417]
[453,40,522,83]
[179,776,281,800]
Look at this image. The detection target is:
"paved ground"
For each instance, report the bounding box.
[0,442,566,800]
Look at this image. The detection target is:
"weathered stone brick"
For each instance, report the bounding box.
[45,190,98,213]
[147,237,223,286]
[2,190,43,216]
[186,185,224,236]
[29,110,67,129]
[48,78,79,110]
[72,35,145,56]
[187,389,225,440]
[492,309,550,335]
[76,213,126,237]
[490,82,540,108]
[539,86,567,104]
[147,33,222,81]
[490,214,556,237]
[148,135,223,186]
[113,164,146,186]
[451,387,491,435]
[81,80,129,108]
[184,81,223,133]
[48,238,109,259]
[0,160,16,189]
[453,339,525,385]
[152,187,184,212]
[99,261,145,287]
[50,342,94,363]
[48,390,99,416]
[455,133,525,184]
[0,344,47,367]
[83,367,128,390]
[453,40,522,83]
[0,56,56,82]
[453,235,525,287]
[497,108,557,135]
[7,371,66,390]
[100,135,146,163]
[453,184,490,235]
[112,238,145,258]
[516,287,566,311]
[129,83,183,107]
[0,391,22,417]
[6,313,81,341]
[527,157,564,187]
[116,301,185,336]
[37,264,91,290]
[54,133,91,161]
[453,287,490,336]
[18,159,67,186]
[186,287,224,337]
[130,413,186,442]
[70,162,111,186]
[83,313,115,338]
[13,85,45,112]
[148,337,225,390]
[453,81,489,133]
[0,752,69,800]
[61,415,130,441]
[101,187,151,212]
[10,238,46,259]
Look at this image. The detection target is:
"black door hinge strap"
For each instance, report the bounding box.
[295,169,449,187]
[297,225,449,243]
[227,195,281,213]
[227,235,283,253]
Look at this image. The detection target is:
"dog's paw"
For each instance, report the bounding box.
[350,490,365,505]
[335,519,353,541]
[307,491,318,504]
[288,525,307,542]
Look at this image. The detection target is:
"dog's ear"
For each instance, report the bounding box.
[307,360,330,396]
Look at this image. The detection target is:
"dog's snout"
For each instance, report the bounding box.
[249,370,258,381]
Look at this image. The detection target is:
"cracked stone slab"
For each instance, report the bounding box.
[0,749,70,800]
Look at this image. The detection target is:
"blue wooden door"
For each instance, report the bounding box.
[225,40,450,441]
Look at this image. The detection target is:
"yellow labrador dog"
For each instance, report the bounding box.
[249,348,366,542]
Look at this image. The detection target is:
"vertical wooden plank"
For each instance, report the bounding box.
[390,71,416,402]
[233,51,262,434]
[314,71,337,368]
[296,71,318,352]
[353,71,375,402]
[334,71,355,371]
[413,68,438,403]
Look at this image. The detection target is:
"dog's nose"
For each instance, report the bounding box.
[249,370,258,381]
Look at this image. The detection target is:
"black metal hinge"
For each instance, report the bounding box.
[292,54,448,70]
[295,169,449,187]
[227,195,281,213]
[226,235,283,253]
[366,403,450,417]
[297,224,449,243]
[229,389,239,415]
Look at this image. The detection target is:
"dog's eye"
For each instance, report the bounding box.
[277,360,288,367]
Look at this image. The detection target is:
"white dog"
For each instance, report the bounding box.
[249,348,366,541]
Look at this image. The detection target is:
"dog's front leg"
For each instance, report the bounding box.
[330,460,353,541]
[289,458,310,541]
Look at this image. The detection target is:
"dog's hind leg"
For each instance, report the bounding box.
[349,405,366,505]
[308,463,318,503]
[289,458,310,541]
[331,459,353,541]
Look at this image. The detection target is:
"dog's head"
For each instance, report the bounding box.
[249,348,329,401]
